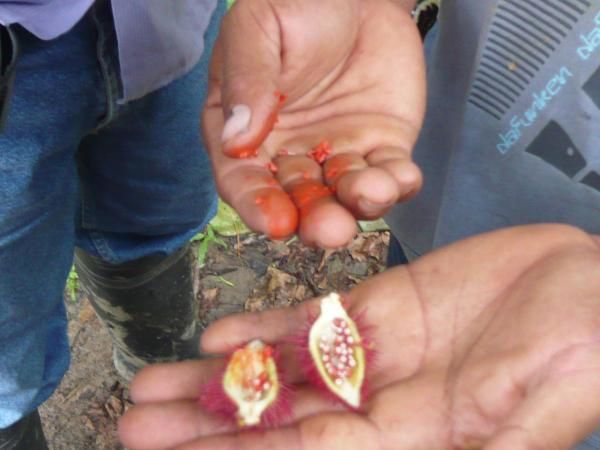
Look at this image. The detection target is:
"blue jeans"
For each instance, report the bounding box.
[0,0,225,428]
[388,232,600,448]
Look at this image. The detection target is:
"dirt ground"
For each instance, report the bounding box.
[39,231,389,450]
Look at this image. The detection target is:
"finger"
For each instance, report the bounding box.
[120,387,345,450]
[203,85,299,239]
[290,178,358,248]
[323,153,368,187]
[324,153,402,220]
[265,118,422,221]
[217,0,283,158]
[201,297,322,354]
[118,399,233,450]
[130,348,308,404]
[225,165,298,239]
[201,265,428,380]
[276,155,358,248]
[365,146,423,201]
[215,158,299,239]
[130,360,223,404]
[172,413,378,450]
[483,343,600,450]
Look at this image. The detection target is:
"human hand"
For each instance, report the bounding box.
[202,0,425,248]
[119,225,600,449]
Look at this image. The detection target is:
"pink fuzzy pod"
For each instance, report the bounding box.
[199,339,291,429]
[296,292,375,410]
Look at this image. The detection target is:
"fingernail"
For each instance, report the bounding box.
[222,104,252,142]
[400,187,416,200]
[358,198,392,217]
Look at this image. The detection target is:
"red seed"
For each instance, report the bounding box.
[262,346,273,360]
[275,90,288,104]
[308,140,333,164]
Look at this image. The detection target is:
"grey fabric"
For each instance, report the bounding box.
[387,3,600,447]
[575,428,600,450]
[387,0,600,259]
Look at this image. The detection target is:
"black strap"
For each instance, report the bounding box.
[0,410,48,450]
[0,25,17,132]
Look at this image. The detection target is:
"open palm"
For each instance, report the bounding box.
[120,225,600,449]
[202,0,425,248]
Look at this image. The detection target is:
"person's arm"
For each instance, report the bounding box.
[120,224,600,450]
[202,0,426,248]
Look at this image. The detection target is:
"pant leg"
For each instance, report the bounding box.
[76,0,227,262]
[0,15,106,428]
[386,233,410,267]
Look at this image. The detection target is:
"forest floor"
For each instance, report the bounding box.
[40,228,389,449]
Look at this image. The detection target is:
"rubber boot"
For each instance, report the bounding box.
[0,410,48,450]
[74,245,200,381]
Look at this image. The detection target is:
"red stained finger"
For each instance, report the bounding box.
[204,89,299,240]
[216,0,285,158]
[289,180,333,212]
[225,92,287,158]
[318,146,422,219]
[214,162,299,239]
[252,187,299,239]
[275,155,323,185]
[275,155,357,248]
[323,153,368,188]
[292,181,357,248]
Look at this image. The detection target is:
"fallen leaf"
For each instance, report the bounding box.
[245,295,267,312]
[358,219,389,232]
[347,235,368,262]
[83,415,96,431]
[268,240,291,258]
[87,405,105,418]
[201,288,219,305]
[209,200,251,237]
[77,302,96,325]
[63,384,90,403]
[266,267,295,292]
[317,248,335,271]
[293,284,308,302]
[317,276,329,291]
[360,234,382,257]
[109,394,123,413]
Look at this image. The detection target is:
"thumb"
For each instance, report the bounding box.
[218,0,283,158]
[201,297,321,353]
[484,343,600,450]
